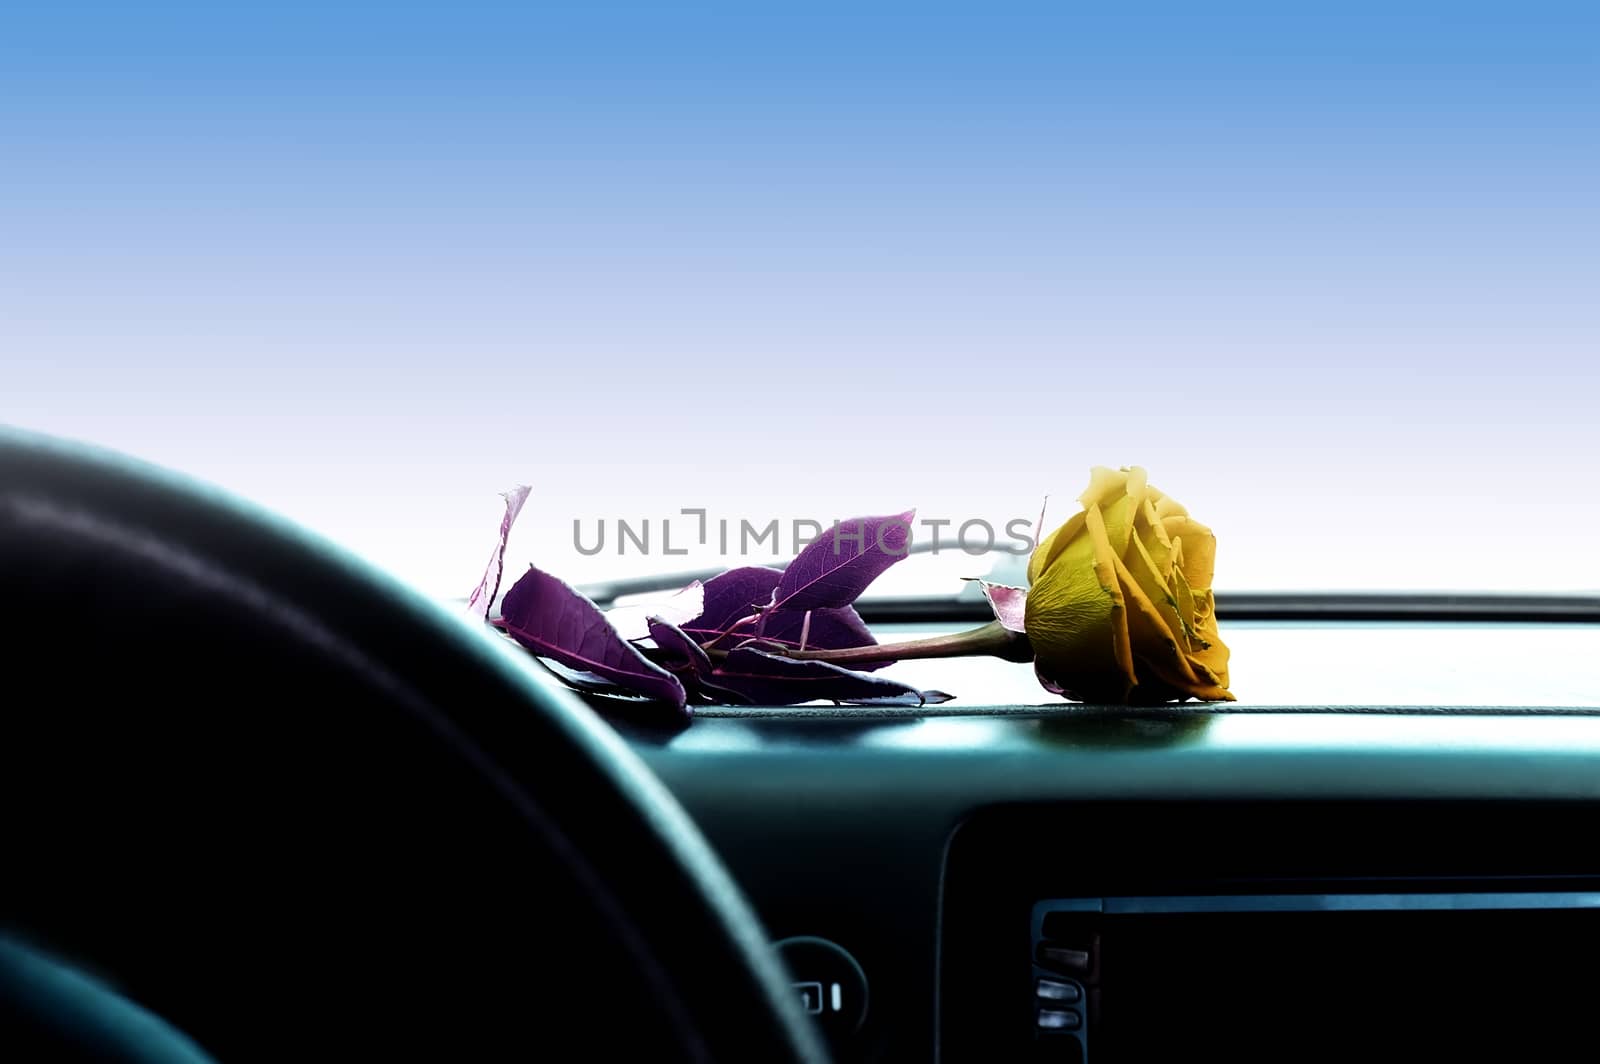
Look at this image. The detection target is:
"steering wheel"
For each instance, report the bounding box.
[0,429,828,1063]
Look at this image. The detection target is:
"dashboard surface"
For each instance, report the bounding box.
[623,705,1600,1062]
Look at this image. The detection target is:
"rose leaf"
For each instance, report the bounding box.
[971,579,1028,633]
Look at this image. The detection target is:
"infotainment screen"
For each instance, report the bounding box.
[1030,893,1600,1063]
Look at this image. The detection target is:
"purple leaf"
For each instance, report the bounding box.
[685,565,890,668]
[768,510,915,612]
[646,617,714,683]
[841,688,957,706]
[605,580,704,641]
[973,579,1028,633]
[705,647,932,706]
[762,604,878,650]
[499,566,687,712]
[466,485,531,620]
[760,607,892,670]
[688,566,782,643]
[685,604,887,665]
[536,658,635,693]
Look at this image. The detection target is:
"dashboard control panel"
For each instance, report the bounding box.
[774,935,869,1056]
[1026,890,1600,1062]
[939,802,1600,1064]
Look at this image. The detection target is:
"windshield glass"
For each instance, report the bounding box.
[7,3,1596,599]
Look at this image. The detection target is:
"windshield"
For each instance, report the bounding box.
[6,3,1596,600]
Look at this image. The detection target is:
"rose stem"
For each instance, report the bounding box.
[778,620,1032,666]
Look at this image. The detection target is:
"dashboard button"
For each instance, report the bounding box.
[1038,1008,1083,1031]
[1036,978,1082,1003]
[773,936,869,1052]
[794,981,824,1014]
[1036,943,1091,973]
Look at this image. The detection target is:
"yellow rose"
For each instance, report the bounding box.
[1025,466,1233,704]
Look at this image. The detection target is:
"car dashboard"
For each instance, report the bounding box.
[618,617,1600,1063]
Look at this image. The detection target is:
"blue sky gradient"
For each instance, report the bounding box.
[5,2,1597,594]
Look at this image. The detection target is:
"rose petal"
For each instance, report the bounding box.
[1025,506,1133,703]
[1185,589,1231,689]
[1133,495,1174,577]
[1099,486,1137,558]
[1153,493,1189,520]
[1162,515,1218,592]
[1078,466,1130,509]
[1123,465,1149,503]
[1084,502,1137,698]
[1027,510,1085,584]
[1112,553,1232,701]
[1124,530,1197,651]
